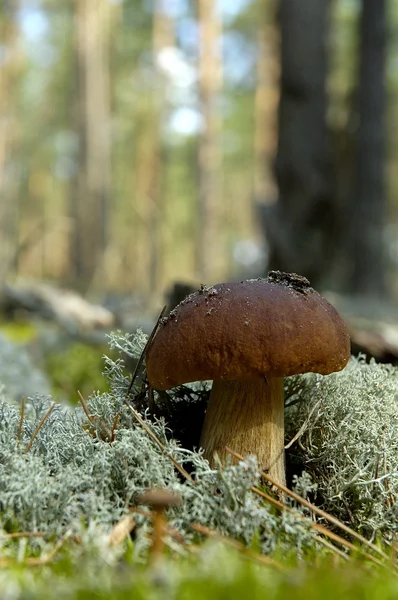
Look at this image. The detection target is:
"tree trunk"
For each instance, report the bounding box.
[253,20,278,210]
[196,0,223,283]
[0,3,21,279]
[264,0,337,287]
[132,0,172,298]
[349,0,386,295]
[148,0,173,295]
[70,0,111,289]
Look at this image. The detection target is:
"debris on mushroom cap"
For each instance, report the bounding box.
[267,270,313,292]
[146,272,351,390]
[136,489,182,509]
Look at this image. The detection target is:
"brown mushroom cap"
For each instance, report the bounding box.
[146,271,351,390]
[136,489,182,509]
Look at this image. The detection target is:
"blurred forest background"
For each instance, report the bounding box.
[0,0,396,310]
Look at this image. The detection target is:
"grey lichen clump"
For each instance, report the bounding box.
[0,329,316,560]
[3,329,398,560]
[0,334,51,401]
[285,356,398,541]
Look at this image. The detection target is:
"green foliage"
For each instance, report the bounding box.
[285,356,398,541]
[0,321,38,344]
[0,542,397,600]
[45,342,110,403]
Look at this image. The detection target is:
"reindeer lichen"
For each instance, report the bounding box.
[0,330,316,561]
[285,356,398,540]
[2,330,398,561]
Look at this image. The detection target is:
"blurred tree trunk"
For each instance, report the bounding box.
[253,17,278,211]
[148,0,172,295]
[263,0,339,287]
[70,0,111,289]
[349,0,386,295]
[133,0,172,298]
[196,0,223,282]
[0,3,21,279]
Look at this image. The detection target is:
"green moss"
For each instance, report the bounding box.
[45,343,111,402]
[1,544,397,600]
[0,321,38,343]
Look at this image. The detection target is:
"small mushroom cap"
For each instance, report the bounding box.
[136,489,182,509]
[146,272,351,390]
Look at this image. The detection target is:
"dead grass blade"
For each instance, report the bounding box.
[25,403,56,453]
[1,532,46,539]
[284,398,322,450]
[226,447,389,562]
[77,390,95,424]
[315,536,349,561]
[108,515,136,547]
[17,397,25,445]
[250,484,384,566]
[125,305,167,398]
[25,530,72,565]
[0,531,72,567]
[78,390,113,441]
[110,412,120,443]
[127,403,193,482]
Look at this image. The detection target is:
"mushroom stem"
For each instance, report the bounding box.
[200,376,285,486]
[151,508,166,561]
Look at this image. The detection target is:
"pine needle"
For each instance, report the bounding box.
[284,398,322,449]
[125,305,167,399]
[108,515,136,547]
[1,532,46,539]
[78,390,113,441]
[77,390,95,424]
[25,402,56,454]
[17,397,25,446]
[250,483,383,565]
[25,530,72,565]
[127,402,193,482]
[110,412,120,442]
[226,447,390,562]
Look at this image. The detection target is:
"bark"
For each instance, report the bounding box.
[349,0,386,295]
[0,2,21,278]
[70,0,111,289]
[132,0,172,296]
[148,0,173,294]
[264,0,337,287]
[196,0,223,282]
[253,21,278,209]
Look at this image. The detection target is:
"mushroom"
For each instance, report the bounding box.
[136,489,182,560]
[146,271,350,487]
